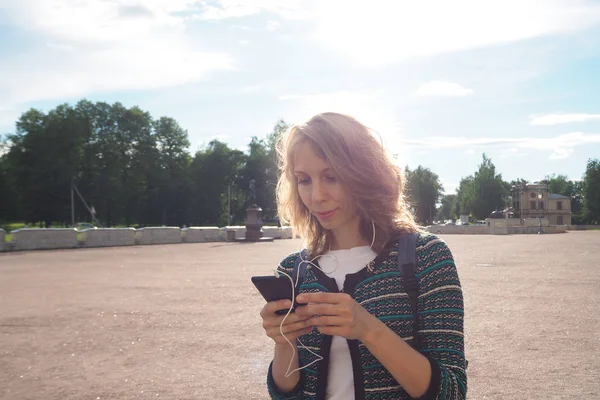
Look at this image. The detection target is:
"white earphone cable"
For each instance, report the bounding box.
[273,221,376,378]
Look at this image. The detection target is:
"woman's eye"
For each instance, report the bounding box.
[326,176,337,182]
[297,178,310,185]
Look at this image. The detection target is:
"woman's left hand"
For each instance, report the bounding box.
[294,292,379,341]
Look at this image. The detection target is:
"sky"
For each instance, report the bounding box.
[1,0,600,194]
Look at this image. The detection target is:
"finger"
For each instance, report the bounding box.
[266,319,313,336]
[272,326,315,344]
[295,304,342,317]
[261,299,292,317]
[266,313,310,329]
[308,315,345,327]
[297,292,350,305]
[315,326,340,336]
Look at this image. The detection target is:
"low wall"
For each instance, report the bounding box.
[82,228,136,248]
[136,227,182,245]
[508,226,566,234]
[220,226,246,240]
[216,226,295,240]
[0,229,5,252]
[427,225,488,235]
[566,225,599,230]
[426,224,565,235]
[182,227,221,243]
[263,226,294,239]
[185,226,295,241]
[11,228,78,251]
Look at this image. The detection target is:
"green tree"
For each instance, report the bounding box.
[458,154,508,220]
[190,140,246,226]
[239,137,274,213]
[437,194,458,221]
[455,176,474,216]
[265,119,290,224]
[0,134,20,223]
[154,116,191,226]
[7,105,88,227]
[582,159,600,224]
[540,174,584,223]
[405,166,444,224]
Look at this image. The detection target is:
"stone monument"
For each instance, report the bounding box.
[237,179,274,242]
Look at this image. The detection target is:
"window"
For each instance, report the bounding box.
[530,192,536,199]
[557,216,564,225]
[557,201,563,210]
[530,201,536,210]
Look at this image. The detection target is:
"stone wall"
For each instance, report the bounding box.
[4,226,300,252]
[426,225,488,235]
[426,221,565,235]
[566,225,599,230]
[136,227,182,245]
[9,223,575,252]
[507,225,567,234]
[220,226,246,240]
[82,228,136,248]
[263,226,294,239]
[11,228,78,251]
[182,227,221,243]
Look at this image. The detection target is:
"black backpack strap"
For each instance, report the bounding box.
[398,233,421,350]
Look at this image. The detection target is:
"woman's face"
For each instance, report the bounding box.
[293,141,360,234]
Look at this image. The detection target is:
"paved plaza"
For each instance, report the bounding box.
[1,231,599,399]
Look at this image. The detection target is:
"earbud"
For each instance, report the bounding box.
[370,220,376,249]
[273,269,281,278]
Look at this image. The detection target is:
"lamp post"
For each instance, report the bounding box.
[537,192,543,234]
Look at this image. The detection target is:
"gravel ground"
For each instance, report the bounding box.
[1,231,599,400]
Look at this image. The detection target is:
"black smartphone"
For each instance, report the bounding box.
[251,275,306,315]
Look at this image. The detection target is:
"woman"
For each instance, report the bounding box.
[260,113,467,400]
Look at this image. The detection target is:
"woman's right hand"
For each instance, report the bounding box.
[260,300,314,344]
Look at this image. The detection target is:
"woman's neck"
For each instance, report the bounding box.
[330,218,369,250]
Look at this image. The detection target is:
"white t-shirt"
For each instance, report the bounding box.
[318,246,377,400]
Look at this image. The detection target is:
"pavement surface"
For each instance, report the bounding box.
[1,231,599,400]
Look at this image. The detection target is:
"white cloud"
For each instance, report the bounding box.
[405,132,600,160]
[192,0,305,20]
[1,0,233,107]
[313,0,600,65]
[464,148,476,155]
[279,90,407,162]
[266,20,281,31]
[46,42,76,52]
[8,0,190,43]
[443,182,459,194]
[0,107,20,131]
[278,90,393,134]
[416,81,473,97]
[530,113,600,125]
[500,148,528,158]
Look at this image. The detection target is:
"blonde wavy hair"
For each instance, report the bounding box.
[275,112,419,256]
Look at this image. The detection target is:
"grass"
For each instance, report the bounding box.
[1,222,26,232]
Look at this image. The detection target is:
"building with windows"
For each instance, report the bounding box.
[510,182,572,226]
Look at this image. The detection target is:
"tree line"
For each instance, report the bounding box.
[0,100,285,228]
[411,155,599,225]
[1,100,598,228]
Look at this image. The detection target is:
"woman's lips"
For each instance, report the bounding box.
[315,209,337,219]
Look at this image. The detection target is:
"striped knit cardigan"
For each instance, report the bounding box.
[267,233,467,400]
